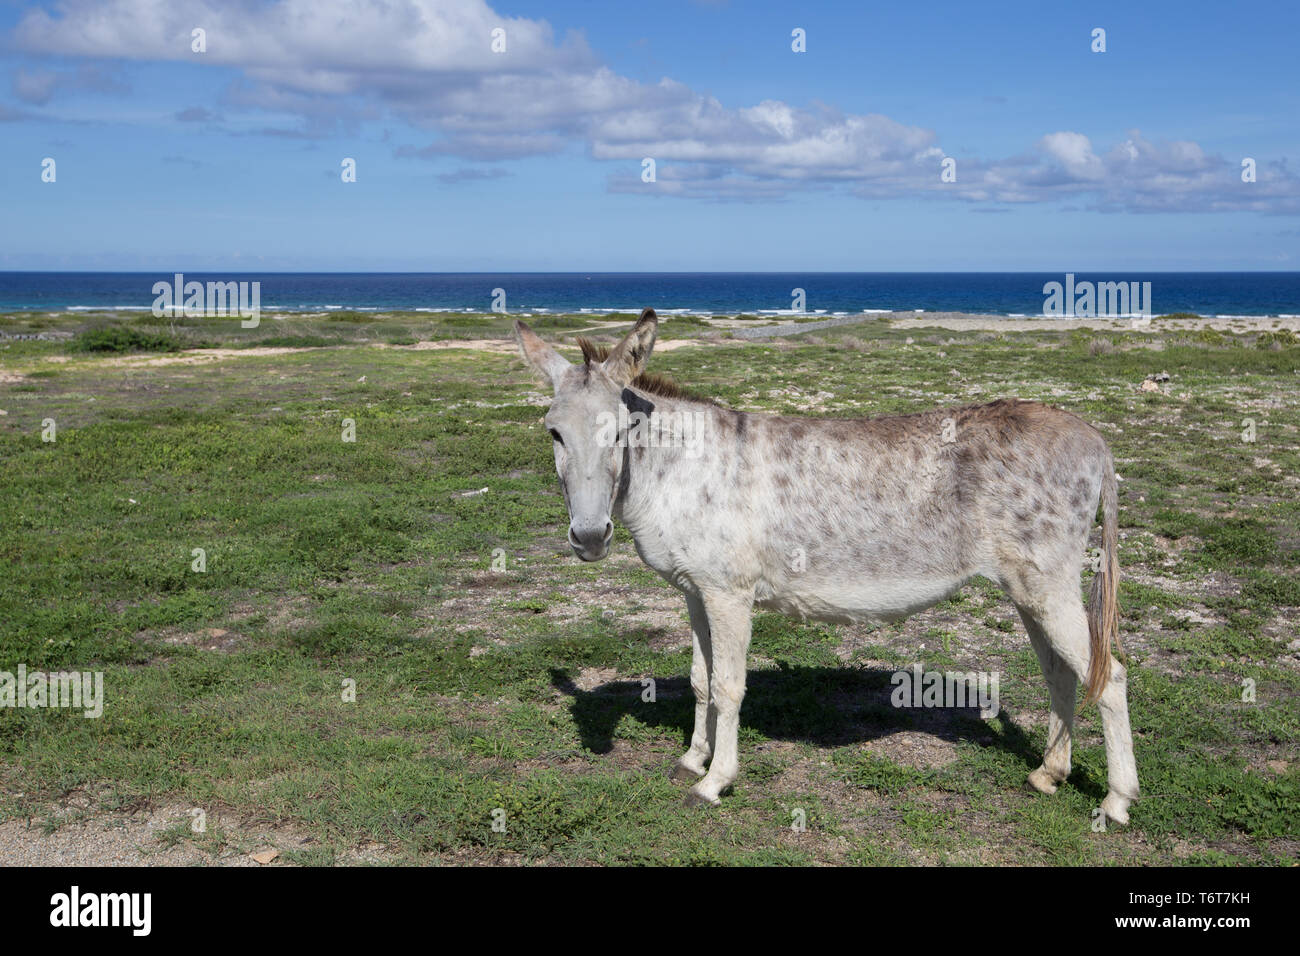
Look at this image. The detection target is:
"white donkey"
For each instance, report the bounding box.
[515,309,1138,824]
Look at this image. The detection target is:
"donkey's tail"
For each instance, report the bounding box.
[1085,454,1121,704]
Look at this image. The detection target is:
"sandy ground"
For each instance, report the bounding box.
[883,311,1300,333]
[727,311,1300,338]
[94,345,322,367]
[0,802,388,866]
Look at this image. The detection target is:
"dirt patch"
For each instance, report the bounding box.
[401,339,519,353]
[0,801,391,866]
[156,627,243,652]
[865,730,963,770]
[574,666,623,692]
[100,346,309,368]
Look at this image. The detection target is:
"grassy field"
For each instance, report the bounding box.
[1,309,1297,865]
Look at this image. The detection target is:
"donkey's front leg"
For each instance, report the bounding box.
[685,591,753,807]
[672,593,714,782]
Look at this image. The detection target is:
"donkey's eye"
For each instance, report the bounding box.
[549,428,564,446]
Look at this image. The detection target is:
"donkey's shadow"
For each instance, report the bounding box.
[548,646,1082,793]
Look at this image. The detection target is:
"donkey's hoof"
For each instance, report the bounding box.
[684,787,721,808]
[1101,793,1131,826]
[670,760,706,783]
[1027,767,1061,795]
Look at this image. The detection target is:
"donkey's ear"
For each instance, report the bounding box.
[601,308,658,386]
[513,320,570,391]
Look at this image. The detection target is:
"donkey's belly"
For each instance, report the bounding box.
[755,572,968,625]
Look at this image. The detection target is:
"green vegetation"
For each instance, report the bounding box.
[0,311,1296,865]
[72,326,190,353]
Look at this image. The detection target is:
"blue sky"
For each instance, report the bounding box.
[1,0,1298,271]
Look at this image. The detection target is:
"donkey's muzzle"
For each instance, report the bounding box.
[569,521,613,562]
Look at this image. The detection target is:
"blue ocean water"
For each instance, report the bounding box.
[0,272,1297,317]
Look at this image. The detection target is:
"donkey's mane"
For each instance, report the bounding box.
[576,337,713,404]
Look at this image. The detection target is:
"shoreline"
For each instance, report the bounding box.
[2,307,1298,329]
[869,310,1300,333]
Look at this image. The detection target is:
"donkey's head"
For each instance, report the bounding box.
[514,308,658,562]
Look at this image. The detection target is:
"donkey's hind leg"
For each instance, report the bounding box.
[1017,606,1076,795]
[1023,589,1139,825]
[671,593,713,782]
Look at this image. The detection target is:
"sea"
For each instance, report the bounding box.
[0,272,1296,318]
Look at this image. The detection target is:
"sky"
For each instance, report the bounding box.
[1,0,1298,272]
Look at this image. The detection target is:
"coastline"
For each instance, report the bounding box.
[875,310,1300,333]
[2,307,1299,332]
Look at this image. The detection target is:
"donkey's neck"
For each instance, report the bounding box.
[613,388,739,538]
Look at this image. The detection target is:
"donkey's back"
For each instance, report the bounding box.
[737,398,1112,631]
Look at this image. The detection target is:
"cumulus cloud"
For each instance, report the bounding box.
[1039,131,1106,181]
[592,92,942,184]
[14,0,594,75]
[945,131,1300,214]
[9,0,1299,212]
[11,61,128,104]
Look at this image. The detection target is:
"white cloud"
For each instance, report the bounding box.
[10,0,1299,212]
[1039,131,1105,181]
[945,130,1300,214]
[15,0,592,75]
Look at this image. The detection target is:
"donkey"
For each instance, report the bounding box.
[514,308,1138,824]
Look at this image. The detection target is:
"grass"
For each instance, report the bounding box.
[0,310,1297,865]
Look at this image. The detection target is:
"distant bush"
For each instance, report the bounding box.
[130,312,174,327]
[1192,328,1229,347]
[432,314,497,328]
[1256,329,1297,349]
[72,327,184,353]
[325,311,381,323]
